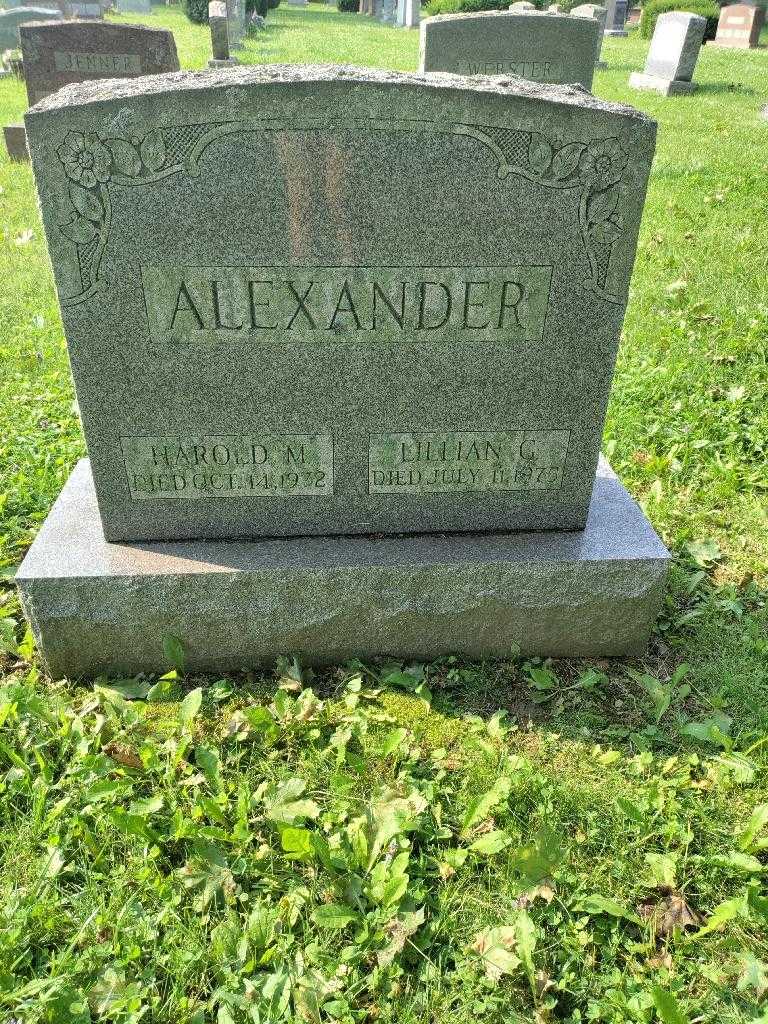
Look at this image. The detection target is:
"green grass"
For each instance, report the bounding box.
[1,8,768,1023]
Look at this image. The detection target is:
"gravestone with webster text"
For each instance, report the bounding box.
[713,2,764,48]
[419,11,599,88]
[19,20,179,104]
[19,65,669,673]
[629,11,706,94]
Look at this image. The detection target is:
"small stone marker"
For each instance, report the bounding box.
[20,65,668,671]
[713,2,764,48]
[508,1,535,10]
[225,0,246,47]
[572,3,608,65]
[19,21,179,105]
[396,0,419,29]
[116,0,153,13]
[629,11,706,94]
[604,0,628,35]
[419,11,599,88]
[209,0,236,64]
[3,122,29,160]
[66,0,103,18]
[0,6,61,50]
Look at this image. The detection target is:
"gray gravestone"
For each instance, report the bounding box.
[67,0,104,19]
[25,65,655,543]
[396,0,418,29]
[0,6,61,49]
[19,20,179,105]
[604,0,627,35]
[508,1,535,9]
[19,66,668,672]
[629,11,706,94]
[419,11,599,89]
[225,0,245,48]
[116,0,152,13]
[3,122,29,159]
[209,0,236,64]
[571,3,607,66]
[380,0,395,23]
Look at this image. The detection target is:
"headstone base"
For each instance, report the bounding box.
[17,458,669,679]
[208,56,239,66]
[3,123,29,161]
[629,71,695,95]
[604,28,627,35]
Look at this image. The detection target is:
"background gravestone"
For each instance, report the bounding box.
[3,122,29,159]
[116,0,153,14]
[19,20,179,105]
[395,0,419,27]
[225,0,245,47]
[0,6,61,49]
[208,0,236,64]
[571,4,608,66]
[419,11,599,88]
[604,0,627,35]
[25,65,655,544]
[629,11,706,94]
[713,2,764,47]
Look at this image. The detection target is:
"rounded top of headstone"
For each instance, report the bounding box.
[426,7,595,21]
[208,0,226,14]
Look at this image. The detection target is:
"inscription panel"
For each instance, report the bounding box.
[463,58,565,80]
[141,265,553,345]
[53,50,142,73]
[122,434,334,500]
[369,430,570,494]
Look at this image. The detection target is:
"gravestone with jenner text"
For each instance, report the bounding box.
[19,65,669,673]
[19,20,178,104]
[419,10,599,88]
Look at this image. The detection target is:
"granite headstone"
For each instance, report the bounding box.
[3,122,29,159]
[26,65,655,543]
[604,0,627,35]
[116,0,152,13]
[419,11,599,88]
[629,11,706,94]
[19,20,179,104]
[208,0,236,64]
[713,2,764,48]
[0,5,60,49]
[571,3,607,65]
[396,0,418,28]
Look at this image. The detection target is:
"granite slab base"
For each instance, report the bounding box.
[16,458,670,679]
[629,72,695,95]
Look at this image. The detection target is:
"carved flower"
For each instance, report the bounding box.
[57,131,111,188]
[579,138,627,186]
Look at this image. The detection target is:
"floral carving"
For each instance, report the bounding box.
[56,128,181,306]
[58,131,112,188]
[459,125,632,302]
[55,119,633,308]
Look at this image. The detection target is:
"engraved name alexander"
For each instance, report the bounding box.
[369,430,570,494]
[462,59,565,80]
[122,434,334,499]
[140,266,553,344]
[53,51,143,74]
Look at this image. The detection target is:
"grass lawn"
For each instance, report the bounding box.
[1,8,768,1022]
